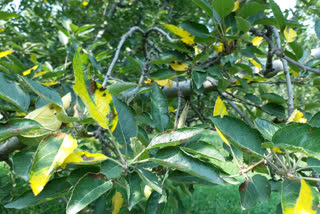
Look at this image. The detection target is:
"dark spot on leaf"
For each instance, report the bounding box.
[81,154,95,161]
[49,106,54,110]
[88,173,106,180]
[177,62,182,65]
[89,80,96,96]
[310,127,314,136]
[102,93,106,97]
[239,180,249,192]
[241,148,252,155]
[265,184,269,188]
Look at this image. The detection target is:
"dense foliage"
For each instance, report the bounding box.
[1,0,320,213]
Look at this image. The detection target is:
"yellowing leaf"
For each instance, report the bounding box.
[213,97,230,146]
[213,97,228,118]
[248,58,261,70]
[194,45,201,55]
[163,24,195,45]
[293,71,299,77]
[283,180,317,214]
[23,65,39,76]
[41,81,59,86]
[273,147,283,153]
[73,49,118,131]
[168,106,175,113]
[0,50,14,58]
[82,1,88,6]
[252,36,263,46]
[213,42,223,52]
[0,28,4,32]
[287,109,307,123]
[225,26,232,33]
[33,71,47,78]
[155,79,173,88]
[284,27,297,43]
[232,0,239,12]
[62,92,72,110]
[170,62,188,71]
[112,191,124,214]
[144,78,152,84]
[29,133,77,195]
[61,150,107,169]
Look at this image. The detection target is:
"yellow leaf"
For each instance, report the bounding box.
[232,0,239,12]
[16,112,27,117]
[25,93,72,131]
[213,97,228,118]
[144,78,152,84]
[29,133,77,195]
[61,150,107,169]
[273,147,283,153]
[284,27,297,43]
[216,128,230,146]
[33,71,47,78]
[0,50,14,58]
[41,81,59,86]
[252,36,263,46]
[225,26,232,33]
[82,1,88,6]
[73,50,118,131]
[248,58,261,70]
[168,106,175,113]
[23,65,39,76]
[213,97,230,146]
[112,191,124,214]
[293,71,299,77]
[170,62,188,71]
[0,28,4,32]
[194,45,201,55]
[163,24,195,45]
[155,79,173,88]
[287,109,307,123]
[214,42,223,53]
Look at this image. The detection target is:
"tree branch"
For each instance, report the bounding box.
[0,137,25,166]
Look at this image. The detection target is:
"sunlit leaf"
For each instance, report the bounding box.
[0,50,14,58]
[73,48,118,131]
[170,62,188,71]
[29,133,78,195]
[112,191,124,214]
[163,24,195,45]
[284,27,297,43]
[61,151,107,169]
[252,37,263,46]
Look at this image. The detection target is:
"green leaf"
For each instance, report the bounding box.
[289,41,304,60]
[4,177,71,209]
[273,123,320,159]
[131,138,149,160]
[136,168,162,194]
[0,11,20,20]
[181,141,225,162]
[238,2,267,19]
[19,76,63,108]
[107,81,136,96]
[309,112,320,128]
[315,19,320,40]
[151,54,177,65]
[179,21,210,38]
[262,103,286,119]
[12,149,34,181]
[128,172,143,210]
[113,97,137,149]
[260,93,286,104]
[192,70,207,89]
[148,128,205,149]
[210,116,265,156]
[101,160,124,179]
[254,118,279,141]
[66,173,113,214]
[0,119,42,142]
[168,171,216,185]
[235,16,251,33]
[145,191,167,214]
[212,0,234,18]
[151,84,170,132]
[269,0,285,29]
[192,0,221,22]
[149,70,176,80]
[29,132,78,196]
[0,73,30,112]
[239,175,271,209]
[150,147,224,185]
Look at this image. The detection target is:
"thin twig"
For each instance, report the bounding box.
[174,77,182,129]
[272,27,294,117]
